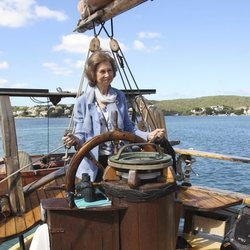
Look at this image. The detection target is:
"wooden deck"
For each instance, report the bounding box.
[0,175,66,242]
[177,185,243,211]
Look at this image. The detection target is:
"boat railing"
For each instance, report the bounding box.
[174,147,250,205]
[175,148,250,164]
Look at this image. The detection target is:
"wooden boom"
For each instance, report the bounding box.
[76,0,149,32]
[175,148,250,164]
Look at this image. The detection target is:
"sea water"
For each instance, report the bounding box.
[0,116,249,195]
[166,115,250,195]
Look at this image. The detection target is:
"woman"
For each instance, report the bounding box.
[63,50,165,181]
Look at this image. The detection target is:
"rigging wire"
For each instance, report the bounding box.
[98,20,158,130]
[66,32,103,134]
[29,97,49,104]
[46,98,50,156]
[62,33,103,162]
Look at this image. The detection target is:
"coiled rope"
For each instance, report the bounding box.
[102,181,177,203]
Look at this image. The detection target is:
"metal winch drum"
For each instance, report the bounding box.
[107,143,173,188]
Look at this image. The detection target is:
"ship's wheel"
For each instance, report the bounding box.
[66,130,156,207]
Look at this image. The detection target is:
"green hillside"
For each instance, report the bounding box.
[151,95,250,115]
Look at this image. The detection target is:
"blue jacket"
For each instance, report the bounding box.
[73,87,149,181]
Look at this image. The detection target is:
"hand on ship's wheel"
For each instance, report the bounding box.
[66,130,155,208]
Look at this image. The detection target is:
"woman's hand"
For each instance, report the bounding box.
[147,128,166,142]
[63,133,80,149]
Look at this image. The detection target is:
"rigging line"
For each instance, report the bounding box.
[110,18,114,37]
[83,50,91,94]
[112,45,158,129]
[114,51,133,90]
[97,20,153,125]
[93,20,104,36]
[100,19,113,38]
[110,42,139,115]
[46,98,50,155]
[111,50,140,124]
[111,51,128,89]
[111,50,134,100]
[66,48,91,133]
[118,48,158,128]
[63,40,94,160]
[102,24,139,122]
[109,41,139,121]
[93,20,97,36]
[108,40,131,90]
[30,97,48,104]
[119,48,141,91]
[0,144,66,184]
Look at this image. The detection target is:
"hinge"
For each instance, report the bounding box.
[50,228,65,234]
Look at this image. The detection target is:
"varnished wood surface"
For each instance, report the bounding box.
[177,185,243,211]
[0,168,64,197]
[46,199,120,250]
[0,176,66,242]
[175,148,250,164]
[112,194,177,250]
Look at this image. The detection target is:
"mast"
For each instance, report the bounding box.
[0,96,25,214]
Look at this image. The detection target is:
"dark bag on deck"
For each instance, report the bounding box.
[220,205,250,250]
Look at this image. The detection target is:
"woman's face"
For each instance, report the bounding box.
[95,61,114,92]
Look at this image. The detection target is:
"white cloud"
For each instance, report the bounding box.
[0,78,29,88]
[0,78,8,87]
[53,34,126,55]
[63,58,85,69]
[133,31,162,52]
[133,39,162,53]
[34,6,67,21]
[138,32,161,39]
[12,83,29,88]
[53,34,112,54]
[0,61,9,69]
[74,60,85,69]
[53,34,90,54]
[151,45,161,51]
[43,62,72,76]
[133,40,146,50]
[51,35,127,75]
[0,0,67,28]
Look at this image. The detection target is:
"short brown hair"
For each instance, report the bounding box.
[84,50,117,87]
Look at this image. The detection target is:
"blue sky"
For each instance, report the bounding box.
[0,0,250,106]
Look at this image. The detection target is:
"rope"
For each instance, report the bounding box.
[46,98,50,155]
[63,36,100,160]
[101,19,159,129]
[102,182,177,202]
[66,36,100,134]
[29,97,49,104]
[66,51,90,134]
[112,44,159,129]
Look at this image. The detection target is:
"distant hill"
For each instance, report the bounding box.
[150,95,250,115]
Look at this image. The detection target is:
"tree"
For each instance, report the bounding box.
[234,108,244,115]
[205,107,213,115]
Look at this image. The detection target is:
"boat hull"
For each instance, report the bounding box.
[0,170,66,242]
